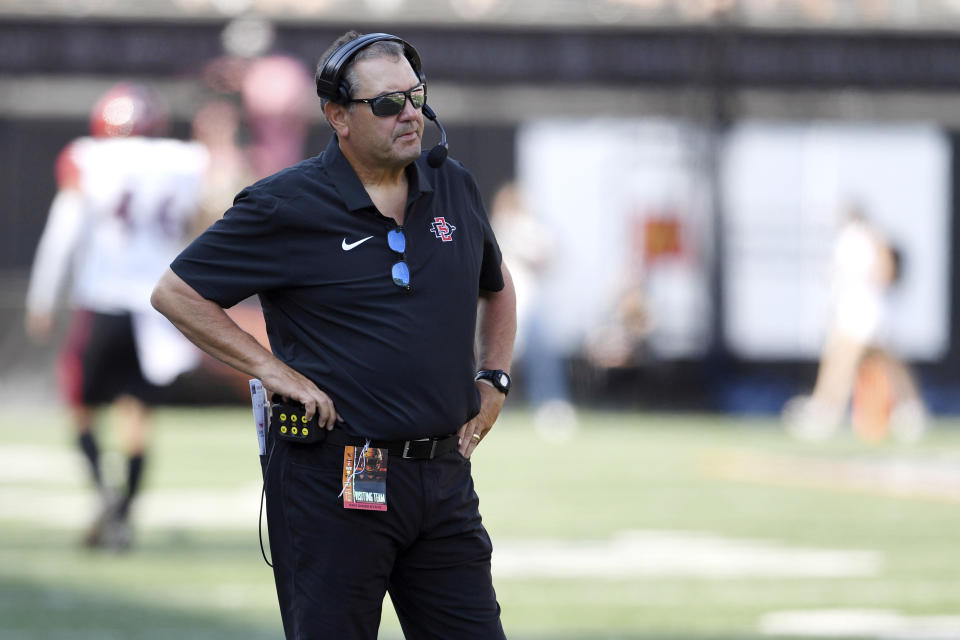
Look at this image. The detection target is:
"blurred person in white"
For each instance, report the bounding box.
[490,182,576,440]
[24,83,208,550]
[784,206,926,442]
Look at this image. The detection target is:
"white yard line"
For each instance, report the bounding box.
[492,530,881,579]
[0,485,263,529]
[0,445,82,484]
[0,481,883,579]
[1,443,883,580]
[760,609,960,638]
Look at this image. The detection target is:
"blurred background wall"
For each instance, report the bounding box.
[4,0,960,415]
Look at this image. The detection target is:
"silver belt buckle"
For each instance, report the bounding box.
[401,437,435,459]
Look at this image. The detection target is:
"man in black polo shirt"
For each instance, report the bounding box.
[151,31,515,639]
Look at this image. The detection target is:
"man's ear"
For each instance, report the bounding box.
[324,102,349,138]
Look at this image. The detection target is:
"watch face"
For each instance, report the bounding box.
[497,373,510,388]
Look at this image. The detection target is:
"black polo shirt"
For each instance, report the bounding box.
[171,136,504,440]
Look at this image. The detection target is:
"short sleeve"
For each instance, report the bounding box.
[170,188,287,308]
[466,173,504,293]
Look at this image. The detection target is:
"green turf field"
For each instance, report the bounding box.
[3,406,960,639]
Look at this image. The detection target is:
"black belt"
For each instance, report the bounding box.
[322,429,459,460]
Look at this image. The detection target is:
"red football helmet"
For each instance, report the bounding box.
[89,83,170,138]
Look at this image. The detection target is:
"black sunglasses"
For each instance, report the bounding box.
[387,228,410,290]
[350,84,426,117]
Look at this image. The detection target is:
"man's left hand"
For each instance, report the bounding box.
[458,382,505,458]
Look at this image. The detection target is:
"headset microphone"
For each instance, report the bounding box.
[422,104,448,168]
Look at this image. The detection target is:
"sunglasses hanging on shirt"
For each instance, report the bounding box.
[387,228,410,290]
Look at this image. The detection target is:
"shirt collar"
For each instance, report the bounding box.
[321,135,435,214]
[406,154,435,203]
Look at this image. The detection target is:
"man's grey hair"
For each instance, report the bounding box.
[317,32,408,122]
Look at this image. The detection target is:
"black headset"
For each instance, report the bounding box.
[316,32,448,168]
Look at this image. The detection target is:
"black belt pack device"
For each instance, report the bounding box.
[271,397,325,444]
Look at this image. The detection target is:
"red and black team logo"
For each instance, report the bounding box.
[430,216,456,242]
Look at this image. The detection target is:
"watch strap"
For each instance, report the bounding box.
[475,369,511,395]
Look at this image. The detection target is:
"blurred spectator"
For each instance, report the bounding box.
[490,182,577,440]
[24,83,208,550]
[196,55,315,391]
[583,212,654,376]
[583,284,653,369]
[190,99,253,232]
[188,97,272,397]
[240,54,313,178]
[783,206,926,442]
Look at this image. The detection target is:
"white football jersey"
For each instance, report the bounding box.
[27,136,209,314]
[26,136,209,385]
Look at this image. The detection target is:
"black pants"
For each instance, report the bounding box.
[264,433,506,640]
[60,309,156,406]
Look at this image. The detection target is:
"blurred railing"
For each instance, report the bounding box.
[2,0,960,32]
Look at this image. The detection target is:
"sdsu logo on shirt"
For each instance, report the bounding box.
[430,217,456,242]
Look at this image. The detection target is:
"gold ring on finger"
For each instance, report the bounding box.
[471,433,482,442]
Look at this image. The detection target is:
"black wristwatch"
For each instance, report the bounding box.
[475,369,511,396]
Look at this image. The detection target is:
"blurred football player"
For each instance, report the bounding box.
[24,83,208,550]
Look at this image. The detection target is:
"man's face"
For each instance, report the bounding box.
[345,56,425,170]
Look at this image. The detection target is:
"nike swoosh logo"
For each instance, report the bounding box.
[342,236,374,251]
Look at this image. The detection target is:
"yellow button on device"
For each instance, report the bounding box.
[280,413,287,422]
[280,426,288,434]
[291,427,298,435]
[302,428,309,436]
